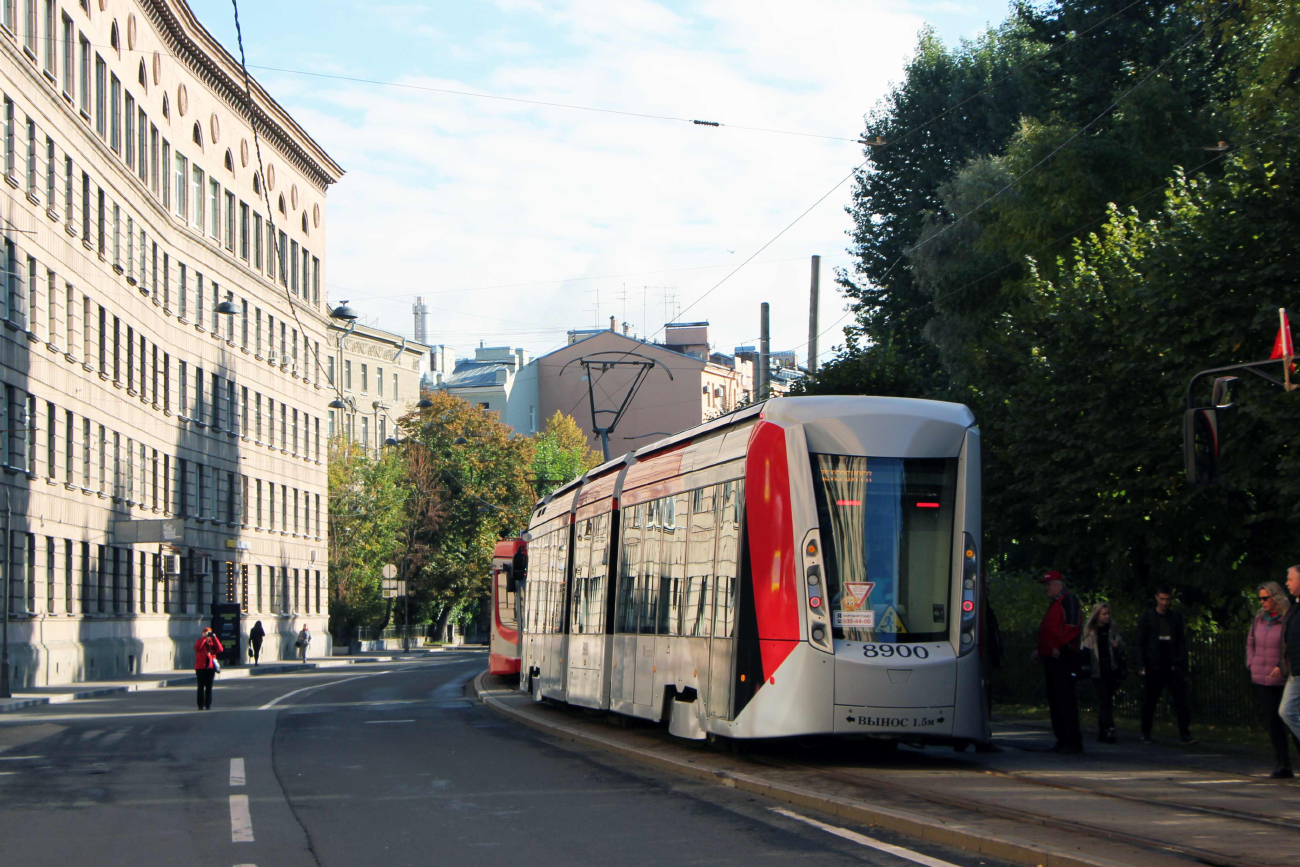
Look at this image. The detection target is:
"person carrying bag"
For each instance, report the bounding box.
[194,627,224,711]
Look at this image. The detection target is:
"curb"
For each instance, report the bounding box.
[0,657,398,714]
[473,672,1163,867]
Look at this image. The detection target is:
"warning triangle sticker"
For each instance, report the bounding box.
[842,582,875,611]
[877,605,906,633]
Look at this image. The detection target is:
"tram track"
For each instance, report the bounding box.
[741,751,1293,867]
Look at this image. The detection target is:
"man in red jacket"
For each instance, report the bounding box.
[1031,570,1083,753]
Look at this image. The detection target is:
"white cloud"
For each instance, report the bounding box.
[280,0,929,364]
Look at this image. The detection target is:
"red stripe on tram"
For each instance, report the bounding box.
[745,421,800,681]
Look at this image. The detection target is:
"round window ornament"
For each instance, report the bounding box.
[266,164,276,191]
[127,15,137,50]
[240,138,249,167]
[177,84,188,116]
[290,184,299,210]
[209,113,220,144]
[152,51,161,85]
[312,204,320,228]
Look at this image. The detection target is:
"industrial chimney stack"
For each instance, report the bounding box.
[413,297,430,344]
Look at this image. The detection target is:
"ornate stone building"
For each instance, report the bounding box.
[0,0,342,685]
[325,320,431,454]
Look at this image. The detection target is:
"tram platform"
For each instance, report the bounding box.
[475,672,1298,867]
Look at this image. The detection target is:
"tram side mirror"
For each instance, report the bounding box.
[1183,408,1220,485]
[1211,375,1239,409]
[509,549,528,592]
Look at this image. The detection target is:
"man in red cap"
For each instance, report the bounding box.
[1031,570,1084,753]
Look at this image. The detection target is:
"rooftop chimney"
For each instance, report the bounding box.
[609,315,616,331]
[412,297,429,344]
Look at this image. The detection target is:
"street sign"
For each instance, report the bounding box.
[382,564,397,579]
[382,577,406,598]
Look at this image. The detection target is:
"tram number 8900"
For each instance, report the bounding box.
[862,644,929,659]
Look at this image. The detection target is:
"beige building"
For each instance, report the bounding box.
[536,322,753,457]
[429,343,537,434]
[0,0,342,686]
[325,320,431,453]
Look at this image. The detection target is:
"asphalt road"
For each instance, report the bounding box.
[0,652,1010,867]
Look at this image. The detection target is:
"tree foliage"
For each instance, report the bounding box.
[531,410,603,497]
[804,0,1300,625]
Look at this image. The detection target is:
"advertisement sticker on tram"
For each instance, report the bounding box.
[835,582,875,627]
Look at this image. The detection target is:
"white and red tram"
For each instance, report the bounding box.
[489,539,525,676]
[517,395,988,746]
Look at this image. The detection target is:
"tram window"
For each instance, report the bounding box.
[617,506,641,633]
[687,486,716,637]
[812,455,957,643]
[572,519,592,634]
[663,492,688,636]
[640,505,662,634]
[713,481,742,639]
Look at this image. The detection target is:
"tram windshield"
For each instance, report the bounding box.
[811,455,957,643]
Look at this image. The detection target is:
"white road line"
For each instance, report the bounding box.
[230,757,245,787]
[0,755,42,760]
[770,808,961,867]
[230,794,254,843]
[364,719,414,724]
[258,671,390,710]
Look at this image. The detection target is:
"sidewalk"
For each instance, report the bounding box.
[0,655,394,713]
[476,672,1299,867]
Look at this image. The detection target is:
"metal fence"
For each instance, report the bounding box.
[347,624,430,644]
[993,630,1257,728]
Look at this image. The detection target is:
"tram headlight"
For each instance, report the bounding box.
[812,626,826,643]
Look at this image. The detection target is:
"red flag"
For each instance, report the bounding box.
[1270,308,1294,359]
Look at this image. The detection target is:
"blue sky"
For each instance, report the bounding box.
[189,0,1017,363]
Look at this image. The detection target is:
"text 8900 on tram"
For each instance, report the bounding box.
[516,395,988,748]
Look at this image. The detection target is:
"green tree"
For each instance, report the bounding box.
[530,410,602,497]
[394,392,537,638]
[327,439,412,638]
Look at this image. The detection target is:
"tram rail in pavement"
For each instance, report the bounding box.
[474,671,1295,867]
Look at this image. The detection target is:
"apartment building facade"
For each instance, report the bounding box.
[325,320,431,454]
[0,0,343,685]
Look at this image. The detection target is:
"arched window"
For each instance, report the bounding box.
[162,93,169,119]
[110,22,120,57]
[137,58,147,91]
[192,121,203,148]
[278,193,286,215]
[224,149,234,173]
[253,172,261,195]
[301,212,309,234]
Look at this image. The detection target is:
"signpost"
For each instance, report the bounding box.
[382,564,411,652]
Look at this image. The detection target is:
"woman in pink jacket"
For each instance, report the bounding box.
[1248,582,1298,778]
[194,627,224,711]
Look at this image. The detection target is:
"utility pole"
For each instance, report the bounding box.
[759,302,771,400]
[808,255,820,373]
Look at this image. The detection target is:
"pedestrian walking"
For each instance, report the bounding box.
[248,620,265,665]
[1031,570,1083,753]
[1248,580,1298,778]
[194,627,223,711]
[1081,603,1126,743]
[296,624,311,663]
[1279,566,1300,752]
[1137,586,1196,745]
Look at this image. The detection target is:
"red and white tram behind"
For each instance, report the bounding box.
[517,396,989,746]
[489,539,525,676]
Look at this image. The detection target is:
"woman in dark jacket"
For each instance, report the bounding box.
[249,621,266,665]
[194,627,224,710]
[1081,603,1126,743]
[1250,581,1297,777]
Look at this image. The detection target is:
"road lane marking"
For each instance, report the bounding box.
[0,755,42,760]
[230,794,254,842]
[364,719,414,724]
[770,808,960,867]
[258,671,391,710]
[230,758,245,787]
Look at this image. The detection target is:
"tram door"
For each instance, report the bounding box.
[706,480,743,720]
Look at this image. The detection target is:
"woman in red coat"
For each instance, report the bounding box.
[194,627,224,710]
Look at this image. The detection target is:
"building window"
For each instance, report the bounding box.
[24,117,35,195]
[290,239,299,295]
[225,190,235,250]
[252,212,262,268]
[60,14,72,98]
[3,97,13,177]
[44,135,54,205]
[209,177,219,238]
[22,0,35,55]
[123,93,134,167]
[43,1,54,77]
[239,201,249,260]
[360,363,368,394]
[191,164,203,227]
[108,73,119,152]
[94,53,105,137]
[77,34,89,116]
[174,152,187,218]
[343,360,351,391]
[278,230,288,285]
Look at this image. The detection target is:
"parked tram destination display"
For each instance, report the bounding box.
[517,395,988,748]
